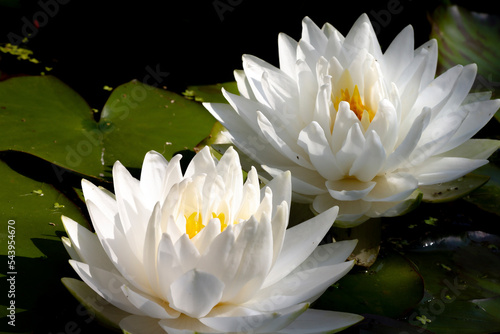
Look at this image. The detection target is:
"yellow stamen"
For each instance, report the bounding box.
[212,212,227,231]
[334,85,374,122]
[185,212,204,239]
[185,212,233,239]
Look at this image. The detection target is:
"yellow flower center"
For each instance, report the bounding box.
[333,85,375,123]
[185,212,229,239]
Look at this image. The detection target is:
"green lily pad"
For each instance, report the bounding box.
[420,173,490,203]
[463,163,500,216]
[314,251,424,318]
[403,231,500,333]
[61,277,128,330]
[430,5,500,121]
[99,80,215,177]
[185,81,239,103]
[473,297,500,320]
[0,75,103,177]
[0,76,216,179]
[0,159,89,333]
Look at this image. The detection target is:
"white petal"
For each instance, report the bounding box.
[364,173,418,202]
[382,25,414,83]
[201,303,308,333]
[331,101,361,153]
[81,179,118,222]
[234,69,255,100]
[298,121,344,180]
[113,160,149,257]
[140,151,169,204]
[235,167,261,221]
[367,99,398,152]
[263,206,339,288]
[225,215,274,304]
[297,59,318,125]
[61,215,115,271]
[335,123,365,174]
[69,260,143,315]
[302,16,328,53]
[269,202,289,267]
[349,130,386,182]
[263,170,292,217]
[411,156,488,185]
[159,315,218,334]
[204,101,292,168]
[157,233,183,300]
[169,269,225,318]
[437,99,500,153]
[61,237,80,262]
[184,146,216,178]
[276,308,363,334]
[325,179,376,201]
[248,260,354,311]
[191,218,221,255]
[121,285,179,319]
[384,107,431,172]
[437,139,500,160]
[278,33,298,79]
[86,199,151,294]
[313,194,370,224]
[257,111,314,169]
[263,165,326,196]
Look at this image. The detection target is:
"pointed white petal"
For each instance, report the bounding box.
[69,260,143,315]
[263,206,338,288]
[278,33,298,78]
[411,156,488,185]
[382,25,414,83]
[248,260,354,311]
[140,151,169,204]
[350,130,386,182]
[302,16,328,53]
[184,146,216,178]
[325,179,376,201]
[298,121,344,180]
[201,303,308,333]
[61,215,114,271]
[437,139,500,160]
[121,285,179,319]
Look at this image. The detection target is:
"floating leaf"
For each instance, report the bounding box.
[430,5,500,121]
[0,159,89,332]
[314,251,424,318]
[464,163,500,216]
[420,173,490,203]
[0,76,216,179]
[186,81,239,103]
[403,231,500,333]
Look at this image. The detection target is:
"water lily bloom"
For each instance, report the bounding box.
[204,15,500,226]
[61,146,362,333]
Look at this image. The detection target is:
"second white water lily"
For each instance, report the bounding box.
[61,146,362,333]
[204,15,500,226]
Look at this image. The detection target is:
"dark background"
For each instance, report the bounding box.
[2,0,495,110]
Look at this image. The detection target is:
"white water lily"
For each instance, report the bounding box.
[61,146,362,333]
[204,15,500,227]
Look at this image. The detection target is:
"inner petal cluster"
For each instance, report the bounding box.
[185,212,229,239]
[333,85,374,123]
